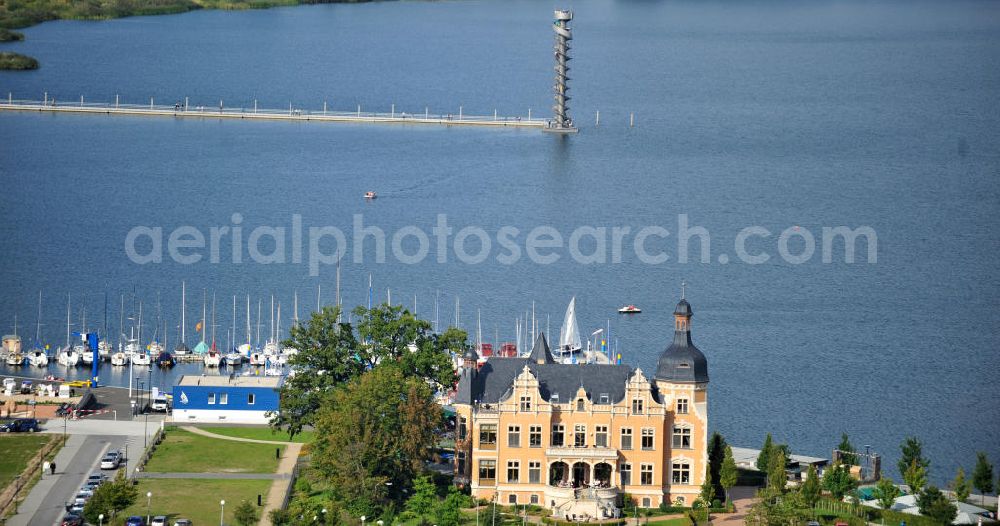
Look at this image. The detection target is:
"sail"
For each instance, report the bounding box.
[193,341,210,355]
[559,297,582,351]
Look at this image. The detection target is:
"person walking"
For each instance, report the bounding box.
[49,461,56,475]
[42,461,50,477]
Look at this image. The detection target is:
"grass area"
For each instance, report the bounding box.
[201,426,314,444]
[0,435,53,487]
[120,478,271,525]
[144,428,284,473]
[0,52,38,70]
[645,519,689,526]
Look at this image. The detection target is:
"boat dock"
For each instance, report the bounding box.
[0,95,548,129]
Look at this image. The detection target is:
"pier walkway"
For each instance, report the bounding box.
[0,96,548,129]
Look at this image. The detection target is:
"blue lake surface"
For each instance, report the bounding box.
[1,0,999,483]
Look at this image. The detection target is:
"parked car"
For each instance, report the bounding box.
[60,514,83,526]
[173,520,192,526]
[77,487,94,498]
[55,403,73,416]
[0,418,40,433]
[125,516,145,526]
[100,450,121,469]
[19,380,32,394]
[152,516,168,526]
[86,473,107,485]
[68,503,85,515]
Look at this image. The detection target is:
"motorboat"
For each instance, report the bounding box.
[618,304,642,314]
[28,349,49,367]
[5,351,24,366]
[224,351,243,367]
[174,342,190,356]
[264,366,283,377]
[155,351,175,368]
[98,341,113,361]
[249,352,267,366]
[364,191,377,200]
[110,352,129,366]
[130,351,151,366]
[81,346,94,365]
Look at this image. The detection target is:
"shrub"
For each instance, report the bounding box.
[0,29,25,41]
[0,52,38,70]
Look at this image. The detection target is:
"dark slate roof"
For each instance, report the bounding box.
[655,301,709,384]
[463,347,479,362]
[453,354,637,405]
[674,299,693,316]
[528,333,556,364]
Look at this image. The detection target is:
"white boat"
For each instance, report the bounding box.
[262,340,280,356]
[264,366,283,377]
[274,353,289,366]
[557,297,583,357]
[237,343,253,357]
[249,352,267,366]
[110,351,129,366]
[203,348,222,367]
[81,345,94,365]
[29,349,48,367]
[148,341,164,356]
[57,346,80,367]
[1,334,22,356]
[224,351,243,366]
[5,351,24,366]
[98,341,113,361]
[130,350,151,366]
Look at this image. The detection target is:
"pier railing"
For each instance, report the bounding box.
[0,95,549,129]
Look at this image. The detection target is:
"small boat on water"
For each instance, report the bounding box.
[203,347,222,367]
[110,351,129,366]
[155,350,175,368]
[5,351,24,366]
[98,341,113,362]
[130,350,151,366]
[57,346,80,367]
[224,351,243,366]
[618,304,642,314]
[29,349,49,367]
[264,366,283,377]
[81,345,94,365]
[249,352,267,367]
[364,191,377,200]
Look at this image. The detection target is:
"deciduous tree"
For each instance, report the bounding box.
[800,465,821,507]
[234,499,259,526]
[699,466,716,505]
[951,467,971,503]
[822,462,857,500]
[903,459,928,496]
[871,477,901,510]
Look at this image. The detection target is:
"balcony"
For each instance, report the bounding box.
[545,446,617,460]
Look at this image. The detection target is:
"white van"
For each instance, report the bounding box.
[151,395,169,412]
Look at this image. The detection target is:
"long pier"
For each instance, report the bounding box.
[0,96,548,129]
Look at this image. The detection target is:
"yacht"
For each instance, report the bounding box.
[249,352,267,366]
[98,341,113,361]
[203,347,222,367]
[618,304,641,314]
[5,350,24,366]
[81,346,94,365]
[57,346,80,367]
[110,351,129,366]
[28,349,49,367]
[130,349,151,366]
[224,351,243,367]
[155,350,175,368]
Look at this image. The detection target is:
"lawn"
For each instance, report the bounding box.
[0,435,55,487]
[645,519,690,526]
[144,428,284,473]
[201,426,314,444]
[119,478,272,526]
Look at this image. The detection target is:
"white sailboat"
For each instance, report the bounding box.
[203,291,221,367]
[27,292,48,367]
[558,297,583,359]
[57,296,80,366]
[110,349,129,366]
[174,281,191,356]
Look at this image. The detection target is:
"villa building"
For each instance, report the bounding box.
[453,296,710,520]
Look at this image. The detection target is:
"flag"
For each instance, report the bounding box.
[195,321,203,333]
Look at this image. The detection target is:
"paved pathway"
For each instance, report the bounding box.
[709,486,756,526]
[179,426,302,526]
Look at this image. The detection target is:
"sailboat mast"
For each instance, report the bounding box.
[232,295,237,351]
[256,298,262,347]
[276,302,282,342]
[246,295,251,345]
[137,301,143,349]
[35,291,42,344]
[201,289,207,344]
[335,254,341,322]
[293,290,298,327]
[65,293,71,347]
[180,281,186,343]
[119,294,124,349]
[476,309,482,351]
[211,291,217,346]
[269,295,275,343]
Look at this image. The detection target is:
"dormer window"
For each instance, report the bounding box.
[598,393,610,404]
[576,399,585,411]
[551,393,560,403]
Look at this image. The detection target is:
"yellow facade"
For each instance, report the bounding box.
[453,298,710,516]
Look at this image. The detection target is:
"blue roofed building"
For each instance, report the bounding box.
[172,375,282,424]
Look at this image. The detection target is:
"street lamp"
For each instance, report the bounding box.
[99,513,104,526]
[220,499,226,526]
[321,508,327,524]
[361,515,367,526]
[146,491,152,525]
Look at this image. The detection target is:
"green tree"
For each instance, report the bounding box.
[837,433,857,466]
[971,452,994,506]
[406,475,438,517]
[917,486,957,524]
[800,465,821,507]
[871,477,901,509]
[903,459,928,496]
[757,433,774,472]
[312,367,442,515]
[272,305,362,438]
[823,462,857,500]
[951,467,971,503]
[699,466,716,505]
[746,486,811,526]
[234,499,259,526]
[268,508,291,526]
[82,472,138,525]
[436,485,467,526]
[707,432,727,501]
[768,446,788,493]
[899,437,930,479]
[719,445,739,504]
[352,304,462,390]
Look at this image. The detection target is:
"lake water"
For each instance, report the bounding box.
[1,0,998,484]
